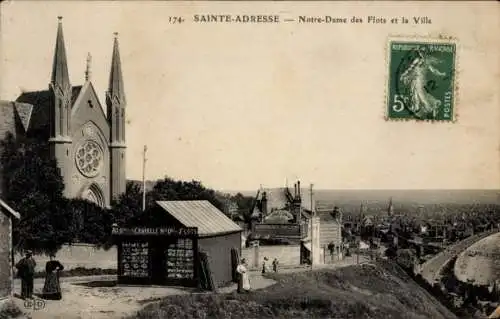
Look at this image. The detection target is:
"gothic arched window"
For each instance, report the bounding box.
[82,184,105,208]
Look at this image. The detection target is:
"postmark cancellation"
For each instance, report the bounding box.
[386,36,458,122]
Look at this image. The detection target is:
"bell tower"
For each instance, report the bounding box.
[106,33,127,200]
[48,16,72,196]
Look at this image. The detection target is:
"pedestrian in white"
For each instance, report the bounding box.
[236,258,251,293]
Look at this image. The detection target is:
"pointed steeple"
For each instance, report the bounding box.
[108,32,125,104]
[51,16,70,91]
[85,52,92,82]
[388,197,394,217]
[107,32,127,200]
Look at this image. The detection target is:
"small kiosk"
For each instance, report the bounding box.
[113,200,243,289]
[112,226,199,287]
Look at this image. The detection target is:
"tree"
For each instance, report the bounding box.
[111,178,258,229]
[110,180,149,227]
[231,192,255,223]
[0,133,73,255]
[66,198,113,247]
[149,177,225,212]
[1,133,64,203]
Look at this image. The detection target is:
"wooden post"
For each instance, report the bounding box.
[142,145,147,211]
[253,243,259,269]
[310,184,314,269]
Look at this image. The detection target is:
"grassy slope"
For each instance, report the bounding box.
[130,261,457,319]
[0,300,28,319]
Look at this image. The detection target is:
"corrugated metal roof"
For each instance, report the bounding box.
[156,200,242,237]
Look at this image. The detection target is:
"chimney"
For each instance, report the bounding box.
[261,191,268,216]
[294,183,297,197]
[297,180,301,199]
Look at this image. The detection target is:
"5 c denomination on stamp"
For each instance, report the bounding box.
[386,38,457,121]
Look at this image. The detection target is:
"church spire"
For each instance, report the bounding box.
[107,32,126,145]
[85,52,92,82]
[108,32,125,104]
[51,16,70,91]
[48,16,72,198]
[107,32,127,201]
[388,197,394,217]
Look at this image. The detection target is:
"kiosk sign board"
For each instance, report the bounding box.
[113,226,199,286]
[112,226,198,237]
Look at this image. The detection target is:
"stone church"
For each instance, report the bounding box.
[0,17,127,208]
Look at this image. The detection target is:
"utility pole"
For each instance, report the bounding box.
[310,183,314,269]
[142,145,147,211]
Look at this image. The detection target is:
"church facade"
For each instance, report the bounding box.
[0,17,127,208]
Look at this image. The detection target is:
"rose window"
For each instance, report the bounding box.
[75,140,103,177]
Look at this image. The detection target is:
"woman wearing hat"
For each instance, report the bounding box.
[236,258,251,293]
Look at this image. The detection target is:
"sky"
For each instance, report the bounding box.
[1,1,499,191]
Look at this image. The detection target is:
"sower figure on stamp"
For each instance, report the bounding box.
[15,250,36,299]
[42,254,64,300]
[387,40,456,122]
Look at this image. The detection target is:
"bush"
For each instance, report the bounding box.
[0,301,26,319]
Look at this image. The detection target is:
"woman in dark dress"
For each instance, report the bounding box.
[42,255,64,300]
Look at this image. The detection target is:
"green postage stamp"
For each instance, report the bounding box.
[386,39,457,121]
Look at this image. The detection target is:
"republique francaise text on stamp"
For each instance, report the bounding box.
[386,39,457,121]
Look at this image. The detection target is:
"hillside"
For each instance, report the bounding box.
[129,261,457,319]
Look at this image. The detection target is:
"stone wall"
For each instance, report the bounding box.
[241,245,301,269]
[14,244,117,273]
[14,243,305,273]
[0,211,12,299]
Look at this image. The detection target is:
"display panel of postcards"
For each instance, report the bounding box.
[121,241,150,278]
[166,238,194,279]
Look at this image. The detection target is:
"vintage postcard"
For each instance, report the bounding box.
[0,1,499,319]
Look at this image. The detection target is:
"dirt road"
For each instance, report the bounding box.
[13,256,367,319]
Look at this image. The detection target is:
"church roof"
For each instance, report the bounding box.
[0,100,34,136]
[15,86,82,132]
[14,103,34,132]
